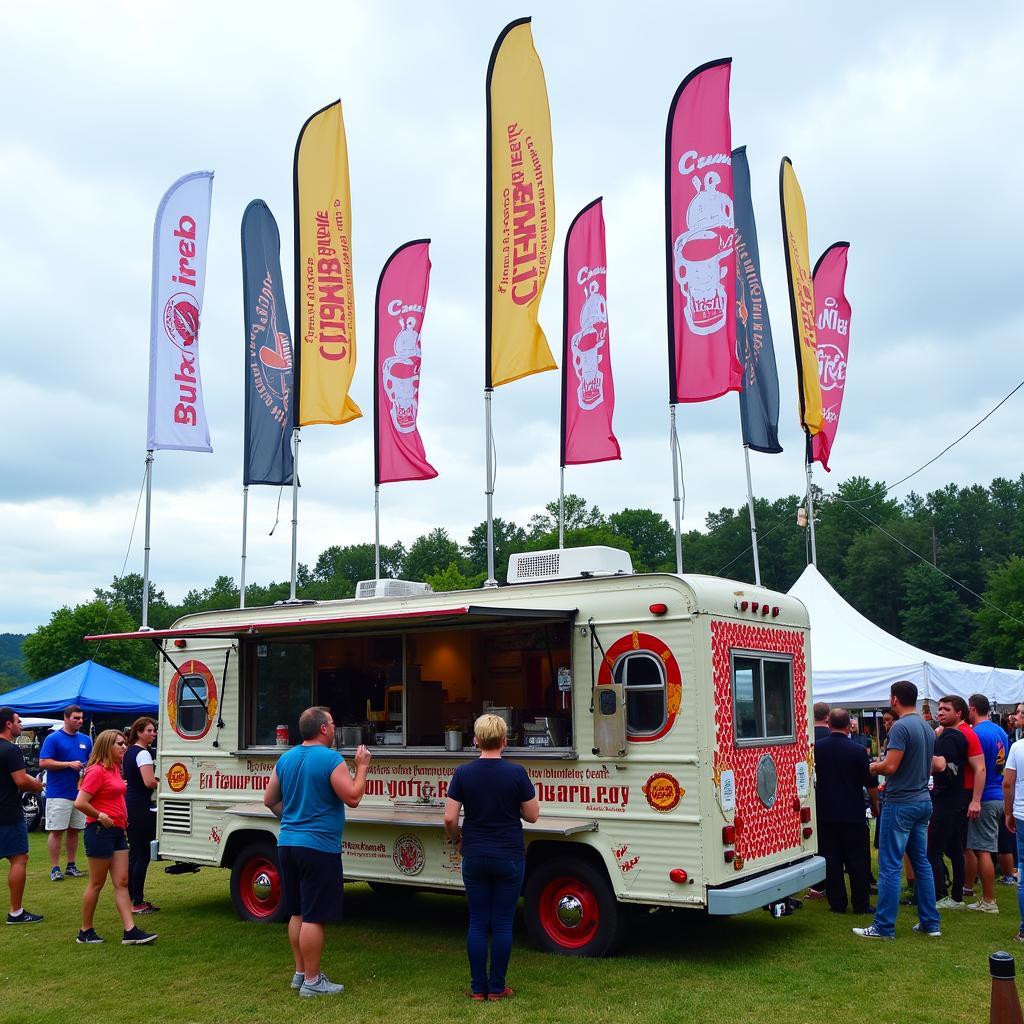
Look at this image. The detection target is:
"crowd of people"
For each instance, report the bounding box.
[7,689,1024,993]
[812,683,1024,944]
[0,705,159,944]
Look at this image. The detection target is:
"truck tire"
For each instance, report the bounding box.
[230,842,288,923]
[523,857,624,957]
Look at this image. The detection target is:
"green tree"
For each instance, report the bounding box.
[22,601,157,683]
[608,508,675,573]
[313,542,406,597]
[527,495,604,539]
[899,563,972,659]
[462,519,526,583]
[177,575,242,617]
[426,561,486,593]
[972,556,1024,668]
[95,573,175,630]
[404,528,462,583]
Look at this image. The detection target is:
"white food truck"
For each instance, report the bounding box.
[91,546,824,956]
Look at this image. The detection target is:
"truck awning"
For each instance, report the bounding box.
[86,604,577,643]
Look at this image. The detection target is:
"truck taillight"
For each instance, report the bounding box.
[669,868,688,884]
[803,826,813,839]
[722,825,736,845]
[800,807,811,823]
[724,849,735,863]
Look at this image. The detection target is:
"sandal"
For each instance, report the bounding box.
[488,988,515,1002]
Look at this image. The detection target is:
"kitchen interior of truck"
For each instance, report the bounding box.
[240,613,575,752]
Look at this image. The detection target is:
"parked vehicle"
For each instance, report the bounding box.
[91,546,824,956]
[15,718,61,831]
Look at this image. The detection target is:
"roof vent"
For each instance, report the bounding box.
[507,546,633,585]
[355,579,434,600]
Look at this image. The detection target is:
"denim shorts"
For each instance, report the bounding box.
[83,821,129,859]
[0,818,29,859]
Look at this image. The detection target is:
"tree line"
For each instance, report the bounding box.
[7,473,1023,688]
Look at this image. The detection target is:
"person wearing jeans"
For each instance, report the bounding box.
[1001,735,1024,942]
[445,714,540,1001]
[854,680,940,940]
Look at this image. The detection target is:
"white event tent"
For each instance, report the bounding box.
[788,564,1024,706]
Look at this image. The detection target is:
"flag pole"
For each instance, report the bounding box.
[742,445,762,586]
[374,486,381,580]
[240,485,248,608]
[558,467,565,549]
[804,437,818,567]
[288,428,300,600]
[669,406,683,574]
[484,389,497,587]
[141,450,154,629]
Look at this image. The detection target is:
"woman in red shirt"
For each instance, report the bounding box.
[73,730,157,946]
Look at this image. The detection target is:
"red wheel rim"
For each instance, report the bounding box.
[239,856,280,919]
[537,875,600,949]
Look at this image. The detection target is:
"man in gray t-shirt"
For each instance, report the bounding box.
[882,712,935,803]
[853,681,940,940]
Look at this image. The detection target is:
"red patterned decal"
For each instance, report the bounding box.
[711,621,809,862]
[596,630,682,742]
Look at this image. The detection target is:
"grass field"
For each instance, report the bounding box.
[2,832,1021,1024]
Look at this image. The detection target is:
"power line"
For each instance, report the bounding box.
[837,498,1024,630]
[846,377,1024,504]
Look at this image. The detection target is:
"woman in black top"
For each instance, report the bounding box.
[444,714,539,1001]
[124,717,159,914]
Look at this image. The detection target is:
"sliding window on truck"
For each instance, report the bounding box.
[243,620,574,750]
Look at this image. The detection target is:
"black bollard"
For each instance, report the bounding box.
[990,952,1024,1024]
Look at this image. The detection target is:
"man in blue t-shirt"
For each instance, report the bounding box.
[966,693,1008,913]
[263,706,370,999]
[38,706,92,881]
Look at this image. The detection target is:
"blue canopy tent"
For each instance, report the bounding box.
[0,661,158,716]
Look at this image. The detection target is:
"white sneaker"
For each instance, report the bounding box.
[967,899,1000,914]
[299,974,345,998]
[935,896,966,910]
[852,925,893,940]
[912,923,942,937]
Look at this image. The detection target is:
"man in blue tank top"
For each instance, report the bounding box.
[263,707,370,998]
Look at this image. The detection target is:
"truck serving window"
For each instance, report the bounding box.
[249,642,314,747]
[731,651,794,745]
[614,651,666,736]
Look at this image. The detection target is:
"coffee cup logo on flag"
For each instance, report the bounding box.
[665,58,741,404]
[561,198,619,466]
[374,240,437,485]
[147,170,214,452]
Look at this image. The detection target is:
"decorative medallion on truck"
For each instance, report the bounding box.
[711,621,810,862]
[597,630,682,742]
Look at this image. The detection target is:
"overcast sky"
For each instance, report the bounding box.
[1,1,1021,634]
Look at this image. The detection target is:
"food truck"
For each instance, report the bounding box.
[91,546,824,956]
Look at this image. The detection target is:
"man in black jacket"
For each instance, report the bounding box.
[816,708,879,914]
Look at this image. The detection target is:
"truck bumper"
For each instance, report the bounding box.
[706,855,825,916]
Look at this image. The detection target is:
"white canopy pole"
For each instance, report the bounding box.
[484,389,497,587]
[240,485,248,609]
[743,446,762,586]
[669,405,683,574]
[288,428,300,601]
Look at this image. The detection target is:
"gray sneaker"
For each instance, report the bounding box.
[299,973,345,998]
[935,896,966,910]
[912,923,941,937]
[291,972,304,991]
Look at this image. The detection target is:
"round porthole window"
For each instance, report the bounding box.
[756,753,778,809]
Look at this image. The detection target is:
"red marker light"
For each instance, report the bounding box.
[173,639,187,649]
[669,868,688,884]
[740,600,749,611]
[722,824,736,845]
[751,602,760,613]
[649,603,667,616]
[771,606,781,617]
[800,807,812,823]
[803,826,813,839]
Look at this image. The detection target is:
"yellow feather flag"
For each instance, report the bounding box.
[486,18,556,388]
[295,100,362,426]
[779,157,824,437]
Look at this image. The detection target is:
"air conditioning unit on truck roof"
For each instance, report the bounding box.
[507,546,633,584]
[355,578,433,599]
